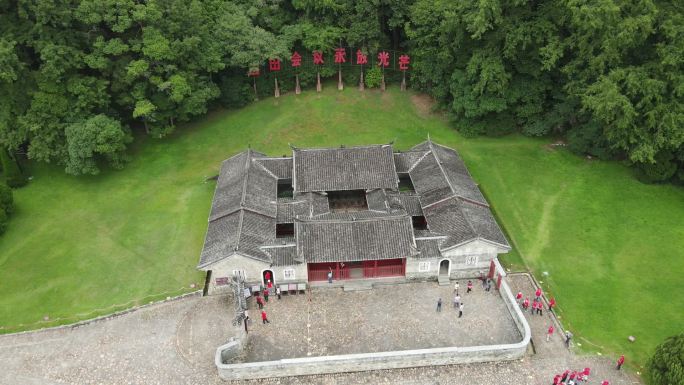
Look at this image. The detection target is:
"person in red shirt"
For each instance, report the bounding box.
[264,288,269,302]
[548,297,556,311]
[261,310,270,324]
[256,295,264,309]
[617,354,625,370]
[467,280,473,293]
[553,374,561,385]
[547,324,554,342]
[601,381,609,385]
[264,270,271,282]
[535,287,542,300]
[267,279,273,289]
[522,298,530,310]
[536,300,544,316]
[516,291,523,303]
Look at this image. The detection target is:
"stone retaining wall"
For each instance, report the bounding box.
[215,261,530,381]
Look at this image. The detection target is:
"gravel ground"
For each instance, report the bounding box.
[242,281,521,362]
[0,276,642,385]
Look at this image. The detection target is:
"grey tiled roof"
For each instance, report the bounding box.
[366,189,422,216]
[397,193,423,216]
[256,157,293,179]
[264,246,303,266]
[415,238,443,259]
[459,200,508,246]
[430,143,486,205]
[198,210,275,267]
[199,141,509,270]
[394,151,428,173]
[293,145,398,192]
[422,196,477,249]
[209,150,277,221]
[296,215,418,263]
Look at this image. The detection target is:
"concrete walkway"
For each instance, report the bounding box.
[0,277,642,385]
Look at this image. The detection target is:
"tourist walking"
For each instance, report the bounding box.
[327,268,333,284]
[522,297,530,310]
[256,295,264,309]
[516,291,523,304]
[453,294,461,309]
[244,310,250,334]
[531,299,537,315]
[616,355,625,370]
[261,310,270,324]
[276,286,281,300]
[436,297,442,312]
[267,279,273,290]
[601,381,609,385]
[535,287,542,301]
[565,331,573,348]
[547,325,554,342]
[548,297,556,311]
[264,288,269,302]
[458,303,464,318]
[485,278,492,292]
[454,281,459,295]
[536,300,544,316]
[466,280,473,293]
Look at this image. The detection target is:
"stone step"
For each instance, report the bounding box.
[437,276,451,286]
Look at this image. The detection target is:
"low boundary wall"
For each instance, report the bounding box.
[215,260,530,381]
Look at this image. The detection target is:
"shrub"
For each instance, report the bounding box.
[365,66,383,88]
[647,333,684,385]
[0,149,27,188]
[635,151,678,183]
[0,183,13,214]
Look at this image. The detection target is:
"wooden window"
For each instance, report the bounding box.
[283,268,295,280]
[418,261,431,272]
[465,256,479,265]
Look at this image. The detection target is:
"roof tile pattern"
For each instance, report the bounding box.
[296,215,417,263]
[264,246,302,266]
[256,158,293,179]
[293,145,398,192]
[393,151,427,173]
[415,238,443,259]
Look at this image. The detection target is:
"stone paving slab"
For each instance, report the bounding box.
[241,281,521,362]
[0,275,642,385]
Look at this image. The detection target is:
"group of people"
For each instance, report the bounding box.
[436,280,482,317]
[247,275,284,328]
[551,358,623,385]
[516,287,556,317]
[552,368,592,384]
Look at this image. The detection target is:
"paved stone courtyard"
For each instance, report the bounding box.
[240,281,521,362]
[0,275,641,385]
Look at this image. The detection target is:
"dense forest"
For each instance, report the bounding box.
[0,0,682,182]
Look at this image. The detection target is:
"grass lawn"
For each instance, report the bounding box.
[1,86,682,372]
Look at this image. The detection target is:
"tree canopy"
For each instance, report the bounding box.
[0,0,681,182]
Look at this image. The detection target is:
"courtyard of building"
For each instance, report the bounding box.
[238,281,522,363]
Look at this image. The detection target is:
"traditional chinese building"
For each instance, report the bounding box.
[198,140,510,294]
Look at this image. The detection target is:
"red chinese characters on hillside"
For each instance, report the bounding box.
[334,48,346,64]
[356,50,368,65]
[377,51,390,67]
[313,51,324,65]
[291,52,302,67]
[269,58,281,72]
[399,54,410,71]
